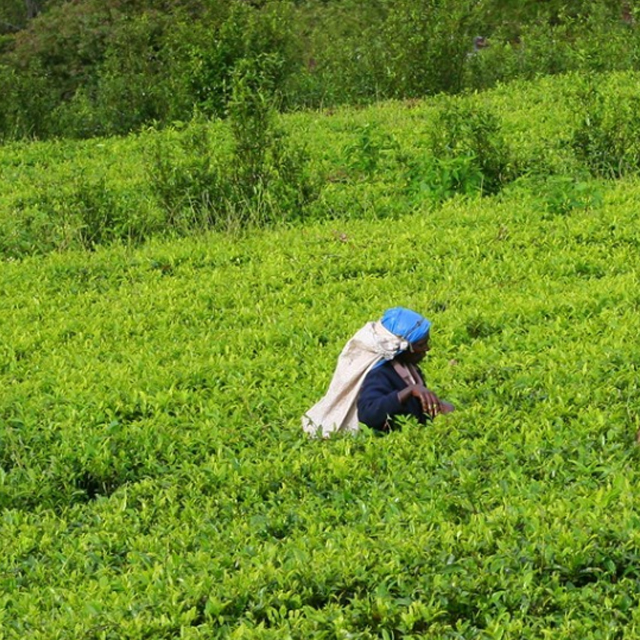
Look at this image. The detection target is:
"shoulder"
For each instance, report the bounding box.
[363,361,403,386]
[364,361,394,379]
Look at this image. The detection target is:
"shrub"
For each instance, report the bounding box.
[408,100,515,204]
[541,175,604,216]
[147,56,317,232]
[409,155,485,205]
[463,4,640,93]
[70,175,126,249]
[343,123,400,179]
[4,0,640,141]
[307,0,475,105]
[432,101,514,194]
[0,60,58,139]
[571,77,640,178]
[0,0,219,140]
[188,0,300,118]
[146,121,229,231]
[376,0,474,98]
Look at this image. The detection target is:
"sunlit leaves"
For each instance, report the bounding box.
[3,75,640,638]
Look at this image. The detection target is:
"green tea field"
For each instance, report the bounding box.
[2,72,640,639]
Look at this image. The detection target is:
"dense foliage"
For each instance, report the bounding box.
[2,72,640,637]
[4,71,640,257]
[0,0,639,140]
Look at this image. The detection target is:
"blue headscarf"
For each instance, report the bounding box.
[381,307,431,347]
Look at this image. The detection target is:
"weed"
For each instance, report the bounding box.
[343,123,399,179]
[409,154,484,205]
[70,175,121,249]
[146,122,227,231]
[147,56,317,233]
[541,175,604,216]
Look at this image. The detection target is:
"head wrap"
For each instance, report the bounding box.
[381,307,431,349]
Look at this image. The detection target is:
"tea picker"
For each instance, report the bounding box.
[302,307,454,437]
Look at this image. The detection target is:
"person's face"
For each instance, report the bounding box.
[401,334,431,364]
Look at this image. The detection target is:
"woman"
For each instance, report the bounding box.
[302,306,453,437]
[357,307,454,431]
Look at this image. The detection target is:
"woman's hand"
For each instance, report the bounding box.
[398,384,450,419]
[410,385,442,418]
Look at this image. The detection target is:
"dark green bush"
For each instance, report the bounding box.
[147,57,317,232]
[146,122,229,231]
[541,175,604,216]
[3,0,640,141]
[71,176,126,249]
[572,79,640,178]
[188,0,300,118]
[464,4,640,93]
[0,60,58,140]
[306,0,475,105]
[376,0,473,97]
[343,123,400,179]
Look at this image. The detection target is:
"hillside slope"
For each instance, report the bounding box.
[2,74,640,638]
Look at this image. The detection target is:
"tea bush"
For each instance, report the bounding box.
[5,71,640,256]
[4,59,640,640]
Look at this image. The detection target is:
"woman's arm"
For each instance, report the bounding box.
[358,367,454,429]
[357,372,404,430]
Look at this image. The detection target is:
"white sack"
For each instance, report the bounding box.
[302,321,408,438]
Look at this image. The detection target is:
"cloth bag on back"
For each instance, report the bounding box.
[301,320,409,438]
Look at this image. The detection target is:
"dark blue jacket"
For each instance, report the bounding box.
[357,361,427,431]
